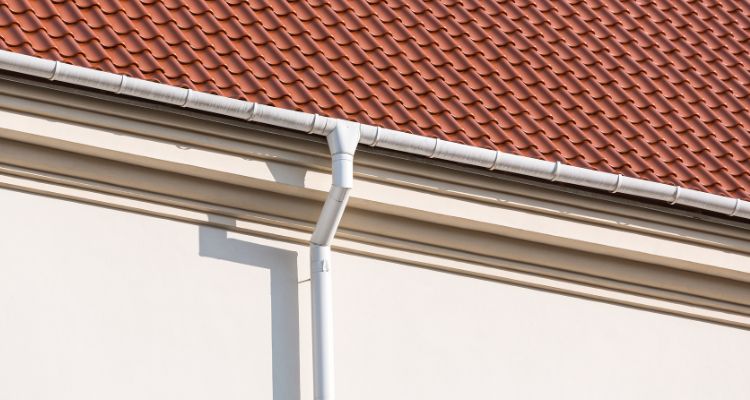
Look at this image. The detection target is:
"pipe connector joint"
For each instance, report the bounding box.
[326,120,361,159]
[310,244,332,273]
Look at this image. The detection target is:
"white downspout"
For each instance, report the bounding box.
[309,119,360,400]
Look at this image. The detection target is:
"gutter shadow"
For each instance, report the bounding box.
[199,215,300,400]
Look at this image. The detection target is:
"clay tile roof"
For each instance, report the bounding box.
[1,0,750,199]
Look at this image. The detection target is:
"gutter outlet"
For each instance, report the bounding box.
[310,119,360,400]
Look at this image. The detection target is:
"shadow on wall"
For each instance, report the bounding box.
[266,160,308,188]
[199,215,301,400]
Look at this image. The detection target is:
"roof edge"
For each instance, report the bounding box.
[1,50,748,220]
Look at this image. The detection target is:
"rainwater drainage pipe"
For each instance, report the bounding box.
[1,49,750,397]
[307,119,360,400]
[0,51,360,399]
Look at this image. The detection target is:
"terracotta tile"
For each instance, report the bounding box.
[1,0,749,200]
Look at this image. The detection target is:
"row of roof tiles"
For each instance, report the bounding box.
[1,0,749,199]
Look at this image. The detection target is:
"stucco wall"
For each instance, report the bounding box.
[0,187,748,400]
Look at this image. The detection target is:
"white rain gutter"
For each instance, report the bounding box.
[0,51,748,218]
[2,49,750,397]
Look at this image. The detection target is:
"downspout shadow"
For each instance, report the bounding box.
[198,215,300,400]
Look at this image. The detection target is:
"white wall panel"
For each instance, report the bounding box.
[0,188,281,400]
[334,251,750,399]
[0,187,748,400]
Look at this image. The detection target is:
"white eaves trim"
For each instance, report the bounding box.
[1,49,748,220]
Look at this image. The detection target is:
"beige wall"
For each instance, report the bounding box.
[1,187,748,400]
[2,80,750,329]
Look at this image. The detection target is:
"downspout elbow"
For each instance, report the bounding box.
[310,120,361,246]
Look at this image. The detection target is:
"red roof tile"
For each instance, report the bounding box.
[1,0,749,199]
